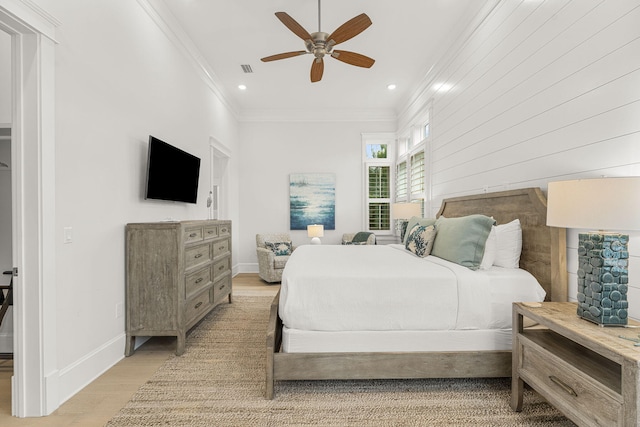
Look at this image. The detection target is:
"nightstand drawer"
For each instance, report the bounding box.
[519,334,622,427]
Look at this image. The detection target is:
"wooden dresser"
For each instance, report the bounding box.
[125,220,232,356]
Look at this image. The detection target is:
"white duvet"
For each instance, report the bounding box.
[279,244,546,332]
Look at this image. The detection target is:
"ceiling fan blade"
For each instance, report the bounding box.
[331,50,375,68]
[310,57,324,83]
[261,51,307,62]
[327,13,372,46]
[275,12,313,41]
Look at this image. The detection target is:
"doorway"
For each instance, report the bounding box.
[210,138,231,221]
[0,4,58,417]
[0,28,13,413]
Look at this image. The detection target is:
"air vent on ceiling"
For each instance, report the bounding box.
[241,64,253,73]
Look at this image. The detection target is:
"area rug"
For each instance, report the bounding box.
[106,296,575,426]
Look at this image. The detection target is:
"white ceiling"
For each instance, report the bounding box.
[161,0,485,118]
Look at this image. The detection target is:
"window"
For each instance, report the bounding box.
[366,143,388,159]
[395,161,407,201]
[362,133,395,234]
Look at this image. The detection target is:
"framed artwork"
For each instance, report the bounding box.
[290,173,335,230]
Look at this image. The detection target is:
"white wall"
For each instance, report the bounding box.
[398,0,640,312]
[238,119,395,270]
[33,0,240,404]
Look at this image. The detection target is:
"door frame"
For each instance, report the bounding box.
[209,136,231,221]
[0,1,59,417]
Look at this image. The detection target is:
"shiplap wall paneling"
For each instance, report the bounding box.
[411,0,640,212]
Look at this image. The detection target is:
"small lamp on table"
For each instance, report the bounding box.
[392,203,421,241]
[307,224,324,245]
[547,177,640,325]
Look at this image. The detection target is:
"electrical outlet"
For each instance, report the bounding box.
[116,302,124,318]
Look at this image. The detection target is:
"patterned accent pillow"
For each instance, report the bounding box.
[344,241,367,245]
[405,225,436,257]
[265,241,292,256]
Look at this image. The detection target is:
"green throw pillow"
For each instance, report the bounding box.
[431,215,496,270]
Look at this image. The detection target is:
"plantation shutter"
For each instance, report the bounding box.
[410,151,425,196]
[396,161,407,201]
[368,165,390,231]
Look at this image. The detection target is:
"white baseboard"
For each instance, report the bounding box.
[235,263,258,274]
[55,333,126,405]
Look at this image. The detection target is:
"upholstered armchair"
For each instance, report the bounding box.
[341,232,376,245]
[256,233,295,283]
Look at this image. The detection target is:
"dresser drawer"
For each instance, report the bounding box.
[213,275,231,304]
[183,226,203,244]
[186,286,213,326]
[185,265,212,298]
[213,238,230,258]
[218,223,231,237]
[518,334,622,426]
[185,243,212,270]
[212,257,230,279]
[203,225,219,240]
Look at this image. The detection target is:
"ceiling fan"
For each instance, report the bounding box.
[260,0,375,83]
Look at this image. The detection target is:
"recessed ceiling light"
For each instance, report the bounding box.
[238,84,247,90]
[387,84,397,90]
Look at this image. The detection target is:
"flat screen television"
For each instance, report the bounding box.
[145,136,201,204]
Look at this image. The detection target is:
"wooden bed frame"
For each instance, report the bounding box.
[265,188,567,399]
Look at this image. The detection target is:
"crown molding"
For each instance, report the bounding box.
[0,0,60,42]
[238,107,397,123]
[396,0,501,127]
[136,0,240,120]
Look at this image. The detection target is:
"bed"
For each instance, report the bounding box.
[265,188,567,399]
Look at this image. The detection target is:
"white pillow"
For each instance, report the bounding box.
[479,226,497,270]
[494,219,522,269]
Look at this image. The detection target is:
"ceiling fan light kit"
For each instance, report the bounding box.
[261,0,375,83]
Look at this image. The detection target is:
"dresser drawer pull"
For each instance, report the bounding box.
[221,228,228,233]
[195,277,203,284]
[207,230,215,234]
[218,265,225,271]
[194,254,203,259]
[218,283,225,290]
[549,376,577,397]
[189,233,197,238]
[194,301,203,309]
[218,245,226,250]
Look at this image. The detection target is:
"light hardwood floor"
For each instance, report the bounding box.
[0,274,279,426]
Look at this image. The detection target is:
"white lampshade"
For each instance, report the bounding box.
[392,203,421,220]
[547,177,640,231]
[307,224,324,237]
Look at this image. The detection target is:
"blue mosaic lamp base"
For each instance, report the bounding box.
[577,232,629,326]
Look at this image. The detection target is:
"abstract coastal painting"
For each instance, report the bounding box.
[290,173,335,230]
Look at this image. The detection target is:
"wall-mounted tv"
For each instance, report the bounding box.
[145,136,201,204]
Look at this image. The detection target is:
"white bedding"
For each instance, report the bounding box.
[279,244,546,333]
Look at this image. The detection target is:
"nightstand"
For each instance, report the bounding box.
[511,302,640,427]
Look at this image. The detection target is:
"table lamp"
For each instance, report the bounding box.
[307,224,324,245]
[547,177,640,325]
[392,203,421,241]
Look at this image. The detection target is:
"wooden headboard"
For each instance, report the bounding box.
[436,188,567,302]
